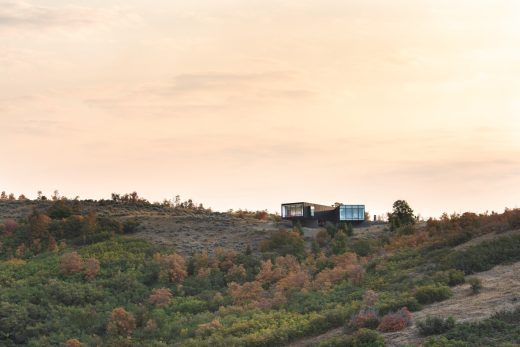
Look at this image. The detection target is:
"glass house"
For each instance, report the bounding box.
[281,202,365,227]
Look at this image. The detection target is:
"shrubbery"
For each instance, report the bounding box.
[414,285,452,305]
[467,278,482,294]
[316,329,385,347]
[260,231,305,259]
[417,316,456,336]
[377,307,412,332]
[443,235,520,274]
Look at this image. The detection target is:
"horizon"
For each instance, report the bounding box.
[0,189,517,220]
[1,0,519,219]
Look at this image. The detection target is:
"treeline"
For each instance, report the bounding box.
[0,200,140,260]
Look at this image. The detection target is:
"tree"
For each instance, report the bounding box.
[387,200,416,231]
[107,307,136,336]
[60,252,84,274]
[84,258,100,280]
[332,230,347,255]
[153,253,187,284]
[28,210,51,241]
[148,288,173,307]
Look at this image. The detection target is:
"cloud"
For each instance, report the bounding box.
[0,118,70,137]
[0,1,94,29]
[0,0,140,32]
[85,71,315,117]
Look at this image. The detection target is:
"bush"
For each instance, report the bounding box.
[106,307,136,337]
[443,235,520,274]
[332,231,347,255]
[431,269,465,287]
[414,285,452,305]
[350,240,373,257]
[398,224,415,235]
[316,329,384,347]
[354,328,385,346]
[260,231,305,259]
[423,336,468,347]
[467,277,482,294]
[417,316,456,336]
[377,294,421,315]
[377,307,412,332]
[348,311,380,331]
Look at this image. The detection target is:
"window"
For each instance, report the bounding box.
[339,205,365,221]
[282,203,304,217]
[310,205,315,217]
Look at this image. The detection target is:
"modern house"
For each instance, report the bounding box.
[281,202,365,227]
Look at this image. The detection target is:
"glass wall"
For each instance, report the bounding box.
[339,205,365,221]
[282,203,304,218]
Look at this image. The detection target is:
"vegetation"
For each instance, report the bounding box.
[1,196,520,346]
[467,278,482,295]
[424,308,520,346]
[387,200,416,231]
[417,316,456,336]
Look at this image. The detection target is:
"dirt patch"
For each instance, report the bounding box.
[130,213,288,255]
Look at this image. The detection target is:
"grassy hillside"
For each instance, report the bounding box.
[1,198,520,346]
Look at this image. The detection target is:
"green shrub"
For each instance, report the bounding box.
[377,294,421,315]
[260,231,305,259]
[414,285,452,305]
[397,224,415,235]
[332,231,347,255]
[316,329,385,347]
[431,270,465,287]
[353,328,385,347]
[467,278,482,294]
[417,316,456,336]
[441,308,520,345]
[423,336,469,347]
[350,240,373,257]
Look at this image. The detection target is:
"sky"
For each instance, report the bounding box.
[1,0,519,218]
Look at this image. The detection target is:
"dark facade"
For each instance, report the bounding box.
[281,202,365,227]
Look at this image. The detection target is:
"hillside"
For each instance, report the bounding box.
[1,199,520,346]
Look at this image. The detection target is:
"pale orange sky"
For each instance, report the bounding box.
[1,0,519,217]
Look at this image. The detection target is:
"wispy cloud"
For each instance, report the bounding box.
[85,71,315,117]
[0,0,139,32]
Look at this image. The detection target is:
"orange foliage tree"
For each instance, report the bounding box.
[228,281,264,306]
[107,307,136,336]
[84,257,100,280]
[148,288,173,307]
[60,252,84,274]
[153,253,187,284]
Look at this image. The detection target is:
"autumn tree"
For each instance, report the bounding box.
[215,248,238,272]
[84,258,100,280]
[28,210,51,241]
[60,252,84,274]
[148,288,173,307]
[153,253,187,284]
[3,219,17,235]
[107,307,136,336]
[228,281,264,306]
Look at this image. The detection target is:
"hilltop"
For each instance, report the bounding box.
[1,197,520,347]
